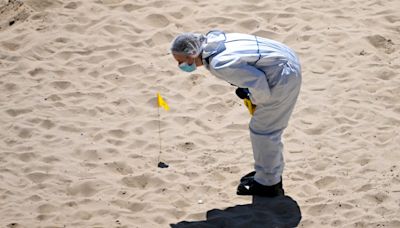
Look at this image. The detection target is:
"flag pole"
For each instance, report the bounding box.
[157,104,162,163]
[156,93,169,168]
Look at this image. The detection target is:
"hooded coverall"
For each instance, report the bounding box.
[202,30,301,186]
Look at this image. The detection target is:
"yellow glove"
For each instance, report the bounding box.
[243,98,256,115]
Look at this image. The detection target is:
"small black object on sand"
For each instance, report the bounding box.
[158,161,169,168]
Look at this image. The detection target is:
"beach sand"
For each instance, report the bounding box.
[1,0,399,227]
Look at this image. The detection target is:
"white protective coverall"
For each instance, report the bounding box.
[202,30,302,186]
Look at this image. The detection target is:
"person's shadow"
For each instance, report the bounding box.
[170,195,301,228]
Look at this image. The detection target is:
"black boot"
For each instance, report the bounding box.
[237,175,284,197]
[240,171,256,184]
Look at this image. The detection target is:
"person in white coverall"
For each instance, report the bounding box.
[170,30,301,197]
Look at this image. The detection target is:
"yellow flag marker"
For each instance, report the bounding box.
[157,93,170,111]
[156,92,170,168]
[243,98,255,115]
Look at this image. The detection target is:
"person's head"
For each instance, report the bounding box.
[170,33,206,72]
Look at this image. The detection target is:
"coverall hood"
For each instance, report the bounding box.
[202,30,227,60]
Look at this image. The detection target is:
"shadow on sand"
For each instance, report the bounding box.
[170,195,301,228]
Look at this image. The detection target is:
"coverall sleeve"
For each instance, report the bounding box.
[210,54,271,105]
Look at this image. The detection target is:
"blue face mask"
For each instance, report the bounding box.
[179,62,196,72]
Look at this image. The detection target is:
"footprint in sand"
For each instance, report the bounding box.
[118,64,145,75]
[66,180,109,197]
[26,172,52,183]
[28,67,45,77]
[40,119,56,129]
[120,3,143,12]
[105,161,133,175]
[24,0,62,11]
[73,148,101,161]
[64,2,81,10]
[96,0,125,4]
[106,138,126,146]
[144,14,169,28]
[121,173,165,189]
[3,82,18,91]
[74,211,92,220]
[366,34,395,54]
[112,200,147,212]
[108,129,129,138]
[5,108,32,117]
[18,128,34,139]
[17,152,37,162]
[314,176,337,189]
[37,203,56,214]
[50,81,72,90]
[177,142,196,152]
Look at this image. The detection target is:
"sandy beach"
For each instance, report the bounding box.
[1,0,400,227]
